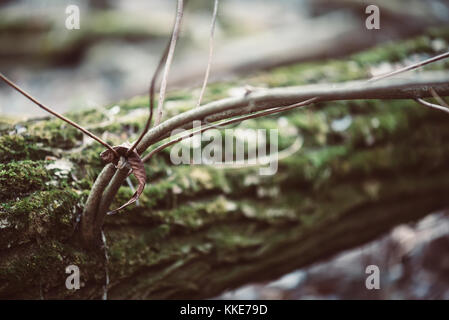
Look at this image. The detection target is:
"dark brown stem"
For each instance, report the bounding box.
[81,164,117,247]
[96,164,131,228]
[0,72,118,158]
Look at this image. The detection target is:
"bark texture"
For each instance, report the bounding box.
[1,29,449,299]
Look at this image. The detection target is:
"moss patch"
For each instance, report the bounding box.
[0,160,51,200]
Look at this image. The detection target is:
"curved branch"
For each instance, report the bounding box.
[81,164,117,246]
[136,72,449,154]
[96,165,131,230]
[142,97,317,163]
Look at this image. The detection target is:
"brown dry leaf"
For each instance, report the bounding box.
[100,143,147,215]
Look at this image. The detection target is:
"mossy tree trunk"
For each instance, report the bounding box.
[1,29,449,299]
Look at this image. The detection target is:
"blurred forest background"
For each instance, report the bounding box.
[1,0,449,299]
[2,0,448,118]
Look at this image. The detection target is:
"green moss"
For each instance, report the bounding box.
[0,189,80,250]
[106,165,235,218]
[0,240,65,286]
[122,195,239,229]
[207,224,263,251]
[65,108,109,126]
[254,60,368,88]
[0,135,50,162]
[28,119,83,149]
[0,239,103,298]
[281,145,349,186]
[0,160,51,200]
[68,143,105,169]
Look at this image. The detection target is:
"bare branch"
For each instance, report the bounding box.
[0,73,118,157]
[196,0,219,108]
[135,72,449,155]
[154,0,185,126]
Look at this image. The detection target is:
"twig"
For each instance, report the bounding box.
[415,98,449,115]
[0,73,118,158]
[154,0,185,126]
[142,97,317,163]
[126,5,181,156]
[196,0,219,108]
[368,51,449,82]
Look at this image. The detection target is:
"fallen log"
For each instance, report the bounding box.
[1,32,449,299]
